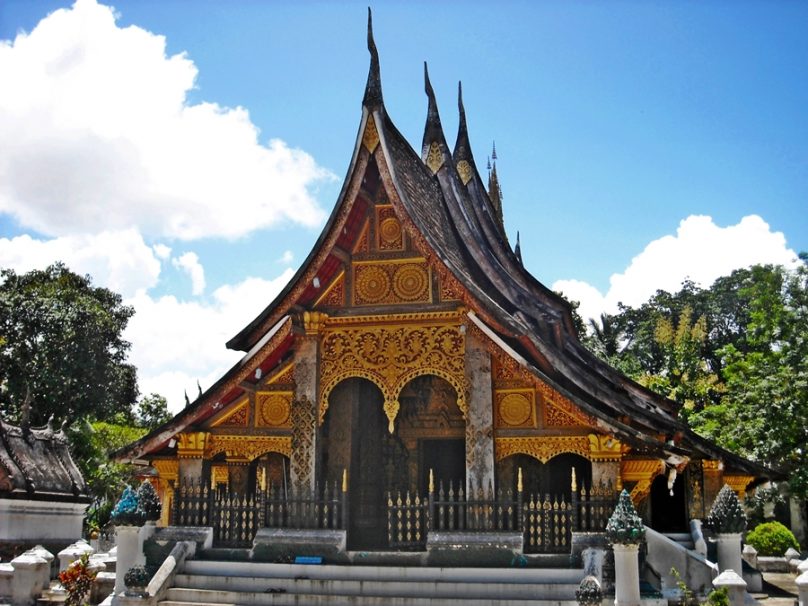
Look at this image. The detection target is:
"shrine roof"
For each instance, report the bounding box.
[0,417,90,502]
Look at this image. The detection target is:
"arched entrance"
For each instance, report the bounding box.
[397,375,465,495]
[321,377,388,550]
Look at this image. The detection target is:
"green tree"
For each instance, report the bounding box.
[136,393,172,429]
[0,263,138,426]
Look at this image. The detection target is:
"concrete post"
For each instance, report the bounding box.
[795,570,808,606]
[713,569,747,606]
[716,532,743,574]
[57,539,93,572]
[24,546,54,592]
[114,525,140,594]
[612,543,641,606]
[10,552,48,606]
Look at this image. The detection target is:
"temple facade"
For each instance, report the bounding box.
[116,13,770,553]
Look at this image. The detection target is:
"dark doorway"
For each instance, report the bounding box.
[496,453,591,499]
[420,439,465,494]
[322,378,388,551]
[650,471,687,532]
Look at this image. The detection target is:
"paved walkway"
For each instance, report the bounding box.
[756,572,799,606]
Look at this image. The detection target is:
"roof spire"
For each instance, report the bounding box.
[488,141,505,232]
[362,7,383,108]
[421,62,447,173]
[452,81,474,185]
[514,231,523,265]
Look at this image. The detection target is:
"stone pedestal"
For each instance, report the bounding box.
[612,543,641,606]
[716,533,743,574]
[114,525,140,594]
[713,569,747,606]
[58,539,93,572]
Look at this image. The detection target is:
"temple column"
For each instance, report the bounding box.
[702,460,724,512]
[464,334,494,493]
[290,314,321,492]
[151,460,178,526]
[589,434,622,490]
[177,431,209,487]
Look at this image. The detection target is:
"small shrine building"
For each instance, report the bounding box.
[116,13,771,552]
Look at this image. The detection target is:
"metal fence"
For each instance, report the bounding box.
[174,472,617,551]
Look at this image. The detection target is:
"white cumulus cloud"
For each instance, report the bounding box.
[553,214,800,323]
[172,251,206,296]
[0,229,161,297]
[0,0,331,241]
[125,269,295,412]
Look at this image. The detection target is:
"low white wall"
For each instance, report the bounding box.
[0,499,87,542]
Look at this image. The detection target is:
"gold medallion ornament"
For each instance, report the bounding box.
[256,392,292,427]
[392,264,429,301]
[379,217,402,246]
[355,265,391,303]
[499,392,532,426]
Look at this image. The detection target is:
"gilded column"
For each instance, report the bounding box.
[289,312,322,491]
[177,431,209,487]
[464,333,494,493]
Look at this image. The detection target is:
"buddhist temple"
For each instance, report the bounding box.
[115,10,772,555]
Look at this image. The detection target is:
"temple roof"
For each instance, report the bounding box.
[114,11,778,480]
[0,418,90,502]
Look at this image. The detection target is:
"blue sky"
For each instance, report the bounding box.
[1,1,804,411]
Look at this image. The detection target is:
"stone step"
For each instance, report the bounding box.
[161,588,579,606]
[182,560,585,584]
[173,573,579,600]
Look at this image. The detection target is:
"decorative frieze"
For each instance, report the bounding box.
[495,436,591,464]
[621,459,665,505]
[205,435,292,462]
[588,434,622,461]
[724,475,754,499]
[210,398,249,427]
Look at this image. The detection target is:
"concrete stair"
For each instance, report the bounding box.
[663,532,695,551]
[159,559,586,606]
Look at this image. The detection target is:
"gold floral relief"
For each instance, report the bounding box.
[255,391,292,428]
[314,270,345,309]
[456,160,473,185]
[724,474,754,498]
[362,116,379,152]
[319,313,467,432]
[425,141,444,174]
[621,459,665,505]
[263,361,295,388]
[494,389,536,428]
[205,435,292,462]
[495,436,591,464]
[210,397,249,427]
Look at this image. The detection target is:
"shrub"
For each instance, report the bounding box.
[58,554,97,606]
[745,521,799,556]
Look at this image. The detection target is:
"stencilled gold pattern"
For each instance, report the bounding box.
[425,141,444,174]
[353,260,431,306]
[495,436,591,464]
[362,116,379,152]
[621,459,665,505]
[495,389,536,428]
[205,435,292,462]
[177,431,209,458]
[210,398,249,427]
[256,391,292,427]
[264,361,295,388]
[377,206,404,251]
[724,474,754,498]
[151,459,178,482]
[456,160,472,185]
[537,382,598,428]
[439,273,463,301]
[587,434,622,461]
[314,270,345,309]
[544,403,582,427]
[319,312,468,432]
[211,465,229,487]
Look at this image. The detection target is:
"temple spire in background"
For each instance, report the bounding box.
[487,141,505,233]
